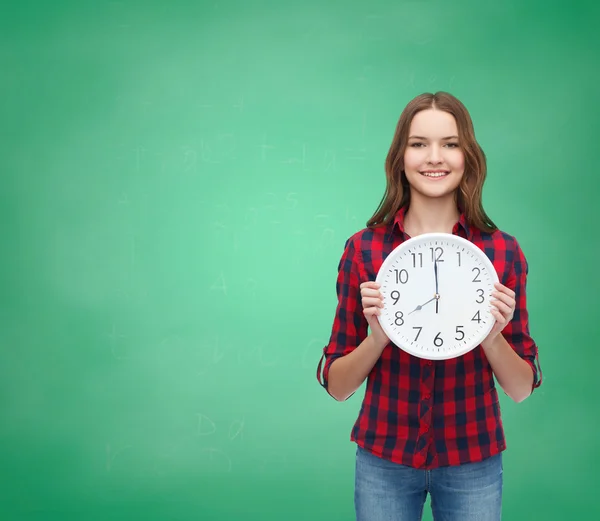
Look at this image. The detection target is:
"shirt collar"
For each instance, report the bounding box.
[392,205,473,240]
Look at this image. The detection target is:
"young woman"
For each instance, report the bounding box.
[316,92,542,521]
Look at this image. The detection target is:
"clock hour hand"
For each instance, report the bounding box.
[408,296,436,315]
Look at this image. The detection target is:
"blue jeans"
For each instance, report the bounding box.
[355,445,503,520]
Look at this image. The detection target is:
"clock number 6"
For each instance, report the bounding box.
[434,332,443,347]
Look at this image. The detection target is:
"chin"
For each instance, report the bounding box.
[409,178,461,199]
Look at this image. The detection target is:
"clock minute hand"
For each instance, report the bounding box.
[434,256,440,314]
[408,296,436,315]
[434,256,439,295]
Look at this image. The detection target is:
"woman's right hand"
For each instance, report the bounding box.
[360,281,390,350]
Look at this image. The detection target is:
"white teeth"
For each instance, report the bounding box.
[422,172,448,178]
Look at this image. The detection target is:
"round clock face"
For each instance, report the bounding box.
[375,233,499,360]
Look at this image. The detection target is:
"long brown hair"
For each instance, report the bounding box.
[366,91,497,233]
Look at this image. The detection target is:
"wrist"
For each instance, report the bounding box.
[481,332,502,352]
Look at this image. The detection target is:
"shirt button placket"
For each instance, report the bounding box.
[417,359,435,462]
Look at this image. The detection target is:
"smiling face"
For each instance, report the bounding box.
[403,108,465,202]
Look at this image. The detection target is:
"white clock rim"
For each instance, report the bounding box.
[375,232,500,360]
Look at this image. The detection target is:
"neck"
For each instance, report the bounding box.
[403,195,460,237]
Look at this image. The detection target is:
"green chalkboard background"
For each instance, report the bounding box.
[1,0,598,519]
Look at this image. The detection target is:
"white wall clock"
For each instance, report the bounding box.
[375,233,499,360]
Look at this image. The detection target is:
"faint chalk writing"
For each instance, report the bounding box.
[105,443,132,472]
[238,345,278,367]
[134,146,146,172]
[303,338,326,368]
[232,96,244,113]
[196,413,217,436]
[197,335,226,376]
[286,192,299,209]
[181,146,197,172]
[210,272,228,296]
[108,324,129,360]
[259,453,288,474]
[259,135,275,161]
[200,448,232,472]
[229,418,245,441]
[324,150,337,172]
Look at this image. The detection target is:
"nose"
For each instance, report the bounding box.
[427,145,443,164]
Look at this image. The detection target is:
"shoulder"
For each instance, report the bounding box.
[344,223,392,250]
[475,226,529,279]
[477,227,526,258]
[340,223,392,263]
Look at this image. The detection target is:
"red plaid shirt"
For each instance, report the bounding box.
[317,206,542,469]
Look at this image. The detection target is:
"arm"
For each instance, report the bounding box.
[481,332,534,403]
[317,236,386,401]
[327,334,387,401]
[482,240,542,403]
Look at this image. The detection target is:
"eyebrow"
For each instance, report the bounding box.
[408,135,459,140]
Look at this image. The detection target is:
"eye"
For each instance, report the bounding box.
[409,143,424,147]
[445,143,460,148]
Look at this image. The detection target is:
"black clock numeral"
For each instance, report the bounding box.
[457,251,461,267]
[476,288,485,304]
[413,326,422,341]
[395,311,404,326]
[434,332,443,347]
[472,267,481,282]
[411,253,423,268]
[430,247,444,262]
[472,310,481,323]
[455,326,465,341]
[395,269,409,284]
[391,290,400,305]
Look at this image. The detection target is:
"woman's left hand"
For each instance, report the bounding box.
[481,282,516,349]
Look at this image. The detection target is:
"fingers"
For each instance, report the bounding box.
[360,281,380,291]
[493,282,515,300]
[361,281,384,316]
[490,297,511,316]
[363,306,382,318]
[490,284,515,319]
